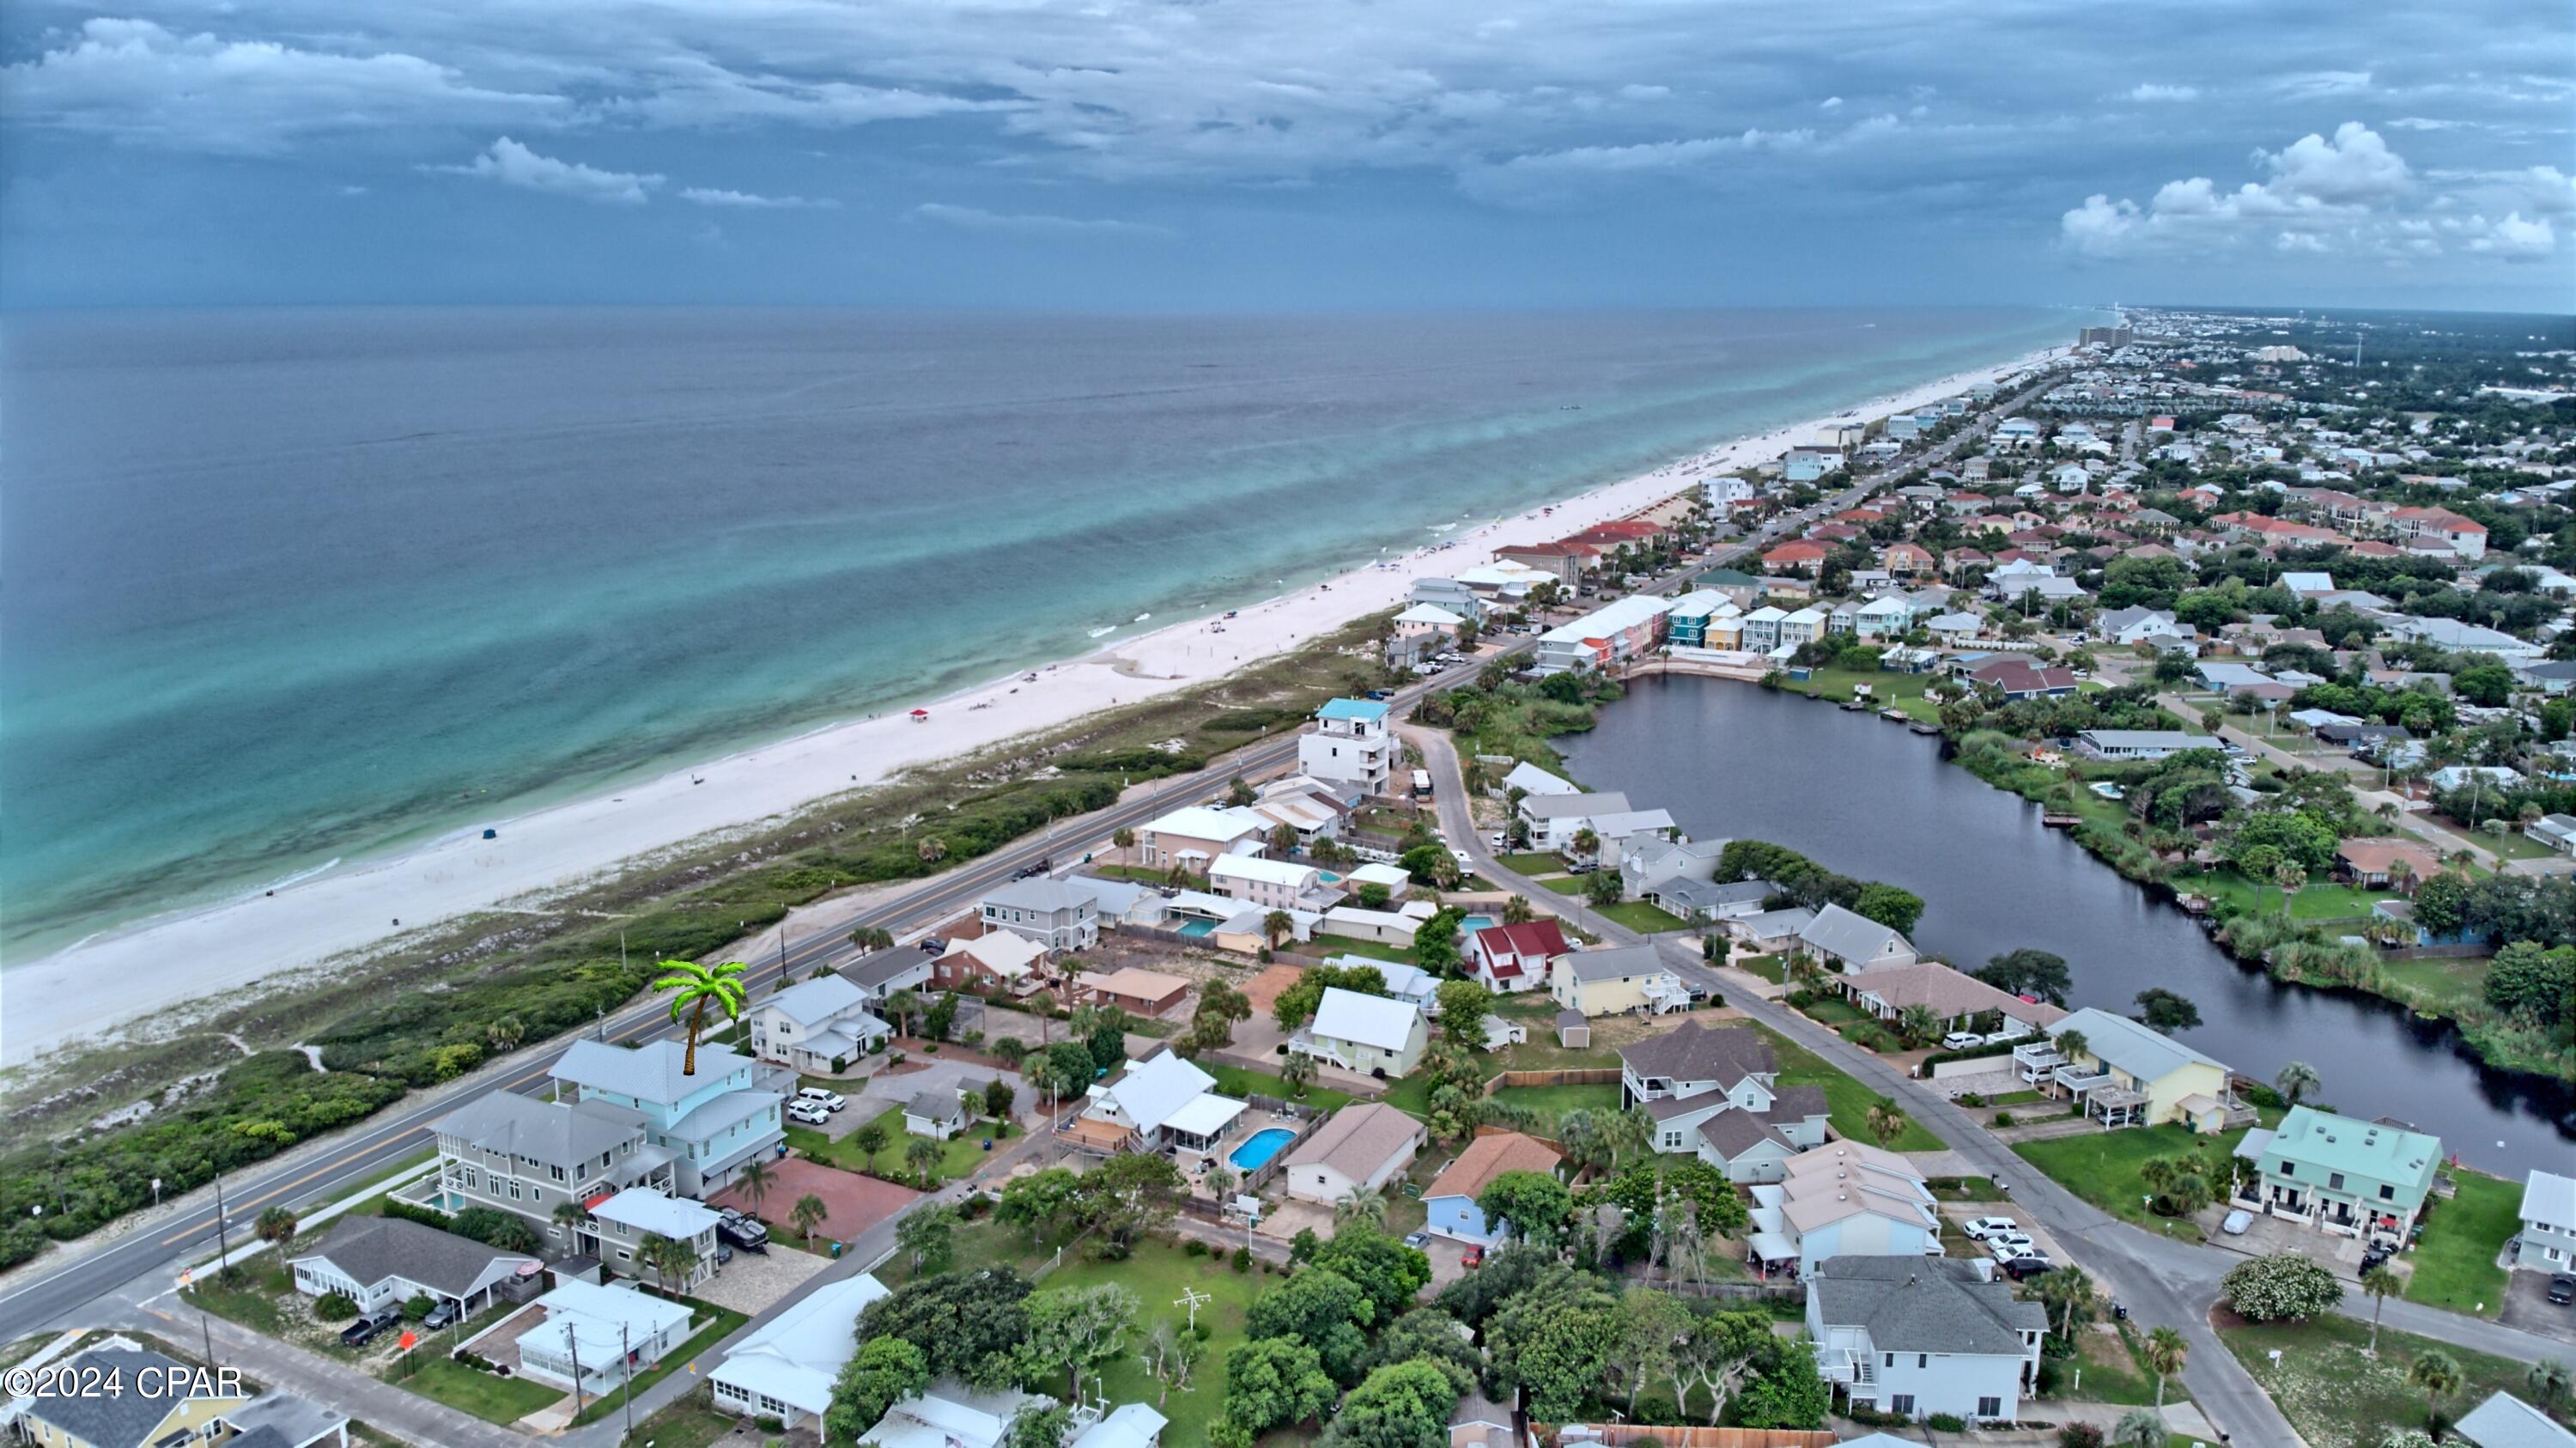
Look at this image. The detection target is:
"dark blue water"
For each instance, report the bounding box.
[1557,675,2574,1176]
[1,306,2075,958]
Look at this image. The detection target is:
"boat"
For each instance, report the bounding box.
[1880,707,1910,722]
[1840,700,1868,712]
[1908,721,1942,735]
[2040,812,2079,828]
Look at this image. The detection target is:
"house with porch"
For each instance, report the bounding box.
[747,974,890,1074]
[1280,1103,1426,1208]
[1619,837,1728,903]
[933,929,1049,996]
[418,1087,671,1249]
[1516,791,1631,851]
[287,1215,539,1318]
[588,1187,725,1289]
[2233,1106,2443,1244]
[712,1274,892,1430]
[1133,805,1268,873]
[1747,1143,1942,1280]
[1807,1256,2044,1425]
[2333,837,2442,891]
[1423,1132,1566,1245]
[1293,987,1431,1078]
[1467,919,1570,995]
[1795,903,1918,973]
[2011,1008,2243,1131]
[977,876,1103,952]
[1209,854,1340,914]
[1549,944,1691,1017]
[515,1279,696,1397]
[905,1087,975,1140]
[548,1038,785,1198]
[1070,1050,1249,1156]
[1297,698,1400,800]
[1840,964,2063,1040]
[1617,1022,1822,1155]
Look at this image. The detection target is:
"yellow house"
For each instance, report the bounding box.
[2016,1007,2245,1131]
[18,1346,286,1448]
[1549,944,1691,1018]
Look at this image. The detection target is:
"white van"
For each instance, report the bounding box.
[795,1086,846,1112]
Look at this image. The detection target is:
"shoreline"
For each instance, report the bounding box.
[0,341,2062,1068]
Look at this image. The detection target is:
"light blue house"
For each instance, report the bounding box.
[550,1038,784,1197]
[1422,1131,1564,1244]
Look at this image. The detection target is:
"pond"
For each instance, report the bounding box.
[1555,674,2575,1176]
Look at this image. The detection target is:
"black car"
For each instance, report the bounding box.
[718,1210,770,1254]
[339,1305,403,1348]
[2001,1254,2056,1281]
[2549,1273,2575,1306]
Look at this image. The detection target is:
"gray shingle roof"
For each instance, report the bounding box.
[1618,1021,1775,1086]
[908,1089,969,1123]
[1522,791,1631,820]
[1558,943,1666,983]
[1810,1256,2046,1355]
[1796,903,1911,964]
[431,1089,640,1167]
[765,973,867,1028]
[1760,1085,1829,1123]
[24,1348,234,1448]
[289,1214,537,1299]
[1696,1110,1791,1161]
[226,1391,351,1448]
[2454,1390,2576,1448]
[981,876,1101,915]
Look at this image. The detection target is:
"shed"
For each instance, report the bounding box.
[1555,1010,1591,1049]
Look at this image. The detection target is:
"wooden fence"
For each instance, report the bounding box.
[1550,1426,1836,1448]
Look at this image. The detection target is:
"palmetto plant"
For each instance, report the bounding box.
[736,1159,775,1220]
[652,958,749,1076]
[1334,1186,1388,1231]
[2275,1060,2322,1107]
[2408,1349,2464,1429]
[2143,1325,2187,1408]
[2360,1265,2402,1357]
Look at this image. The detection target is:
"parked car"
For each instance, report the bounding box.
[718,1214,770,1253]
[1962,1216,2021,1241]
[1402,1230,1430,1248]
[2221,1209,2254,1236]
[2549,1274,2575,1305]
[340,1306,403,1348]
[1985,1235,2037,1261]
[917,936,947,953]
[787,1100,831,1126]
[1461,1244,1485,1269]
[421,1299,460,1331]
[1941,1031,1984,1051]
[796,1086,847,1112]
[2001,1253,2056,1281]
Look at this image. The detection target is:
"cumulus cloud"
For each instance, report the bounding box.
[908,203,1171,237]
[2466,212,2557,260]
[678,186,836,209]
[0,18,562,154]
[2059,122,2416,257]
[1819,95,1844,110]
[2126,83,2198,102]
[2254,121,2411,204]
[433,137,661,204]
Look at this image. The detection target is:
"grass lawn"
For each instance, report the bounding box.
[1042,1239,1269,1448]
[1306,934,1419,967]
[2053,1323,2186,1408]
[397,1353,564,1425]
[1206,1065,1353,1112]
[1535,875,1584,896]
[2376,956,2492,1016]
[2170,871,2395,922]
[1735,954,1789,984]
[1490,1082,1620,1129]
[1377,1072,1435,1117]
[2221,1311,2573,1448]
[626,1397,743,1448]
[2012,1121,2260,1230]
[2403,1166,2519,1316]
[787,1110,1018,1186]
[1791,666,1940,721]
[1747,1025,1946,1152]
[1595,900,1689,933]
[1795,996,1869,1028]
[571,1305,750,1426]
[1498,851,1568,875]
[1493,991,1563,1020]
[1092,863,1184,884]
[2424,814,2561,861]
[1496,1037,1619,1073]
[181,1263,293,1336]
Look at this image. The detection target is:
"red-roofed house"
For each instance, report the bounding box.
[2391,506,2488,559]
[1469,920,1571,995]
[1881,542,1934,577]
[1967,657,2079,700]
[1762,540,1828,576]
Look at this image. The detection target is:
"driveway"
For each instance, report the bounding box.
[2500,1267,2576,1348]
[692,1242,829,1316]
[848,1061,1025,1122]
[708,1159,919,1254]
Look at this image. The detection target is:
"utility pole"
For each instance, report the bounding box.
[568,1332,586,1420]
[622,1322,636,1438]
[210,1165,233,1281]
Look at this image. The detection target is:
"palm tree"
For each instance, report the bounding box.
[1279,1050,1317,1098]
[652,958,750,1076]
[551,1200,592,1247]
[1606,1106,1655,1168]
[253,1207,299,1247]
[2274,859,2308,916]
[1261,910,1294,949]
[790,1192,829,1246]
[2275,1060,2321,1107]
[904,1135,943,1188]
[1334,1186,1388,1232]
[1554,1108,1610,1174]
[1864,1098,1909,1149]
[1895,1003,1942,1048]
[884,988,923,1039]
[2408,1349,2464,1429]
[1571,826,1601,862]
[1502,894,1536,925]
[848,925,895,952]
[2056,1028,2089,1070]
[2360,1265,2403,1357]
[1112,826,1137,865]
[2111,1408,2167,1448]
[736,1159,775,1221]
[2524,1359,2573,1415]
[2143,1326,2187,1408]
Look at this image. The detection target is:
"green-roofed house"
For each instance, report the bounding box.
[2233,1106,2445,1244]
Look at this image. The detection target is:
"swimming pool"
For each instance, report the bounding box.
[1176,919,1215,938]
[1461,915,1496,933]
[1229,1127,1297,1171]
[1317,871,1344,884]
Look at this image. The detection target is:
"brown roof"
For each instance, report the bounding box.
[2336,837,2441,878]
[1761,1085,1830,1123]
[1844,962,2067,1025]
[1616,1021,1775,1086]
[1426,1131,1564,1202]
[1696,1110,1791,1162]
[1283,1103,1423,1182]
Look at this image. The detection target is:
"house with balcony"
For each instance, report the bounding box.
[2232,1107,2443,1243]
[2511,1170,2576,1272]
[587,1188,725,1289]
[1550,944,1692,1018]
[1746,1142,1944,1279]
[1133,805,1268,873]
[1807,1256,2044,1425]
[1208,853,1340,914]
[1467,919,1570,995]
[2011,1008,2243,1131]
[1533,595,1672,673]
[1292,987,1430,1079]
[1297,699,1400,800]
[548,1038,785,1197]
[1617,1021,1825,1180]
[416,1087,673,1249]
[1390,604,1468,667]
[1620,837,1728,903]
[1066,1050,1249,1156]
[977,876,1102,952]
[15,1345,347,1448]
[747,973,890,1074]
[933,929,1050,996]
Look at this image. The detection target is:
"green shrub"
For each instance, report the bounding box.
[313,1292,359,1322]
[1994,1112,2015,1127]
[1231,1245,1252,1274]
[403,1293,435,1321]
[1929,1413,1966,1432]
[1184,1239,1208,1257]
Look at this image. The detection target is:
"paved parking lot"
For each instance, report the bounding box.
[2200,1208,2368,1280]
[708,1158,919,1253]
[1940,1201,2076,1280]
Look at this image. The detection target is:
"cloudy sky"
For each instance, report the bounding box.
[3,0,2570,311]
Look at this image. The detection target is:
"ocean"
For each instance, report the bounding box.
[0,306,2076,960]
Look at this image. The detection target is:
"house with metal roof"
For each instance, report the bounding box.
[747,973,890,1074]
[2511,1169,2576,1271]
[1072,1050,1248,1154]
[515,1279,696,1397]
[286,1214,540,1316]
[1806,1256,2044,1424]
[2455,1391,2576,1448]
[588,1187,725,1288]
[1467,919,1570,994]
[977,875,1103,952]
[1795,903,1917,973]
[416,1087,671,1248]
[2014,1007,2241,1131]
[548,1037,784,1196]
[1548,944,1690,1018]
[2233,1106,2443,1243]
[711,1273,892,1428]
[1294,986,1431,1078]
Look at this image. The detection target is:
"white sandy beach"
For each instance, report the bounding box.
[0,345,2058,1067]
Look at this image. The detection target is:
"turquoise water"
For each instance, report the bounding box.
[1176,920,1217,939]
[0,307,2085,959]
[1461,915,1497,933]
[1229,1126,1297,1171]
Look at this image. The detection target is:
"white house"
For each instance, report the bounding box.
[1208,854,1339,913]
[2512,1170,2576,1271]
[1297,698,1399,799]
[1076,1051,1248,1153]
[748,974,890,1074]
[1517,790,1631,851]
[1807,1256,2044,1425]
[1133,805,1268,871]
[1294,987,1431,1078]
[1748,1143,1943,1279]
[1279,1103,1426,1207]
[589,1188,725,1289]
[516,1280,697,1398]
[712,1274,893,1429]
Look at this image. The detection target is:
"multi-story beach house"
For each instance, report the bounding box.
[1207,854,1340,914]
[419,1087,672,1250]
[2013,1008,2243,1132]
[1551,943,1692,1018]
[548,1037,784,1197]
[1133,804,1267,872]
[1292,987,1431,1079]
[1807,1256,2044,1425]
[977,876,1103,952]
[1747,1142,1943,1278]
[2234,1106,2443,1243]
[1616,1021,1826,1179]
[2511,1170,2576,1271]
[1533,595,1671,674]
[747,973,890,1074]
[1296,698,1398,800]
